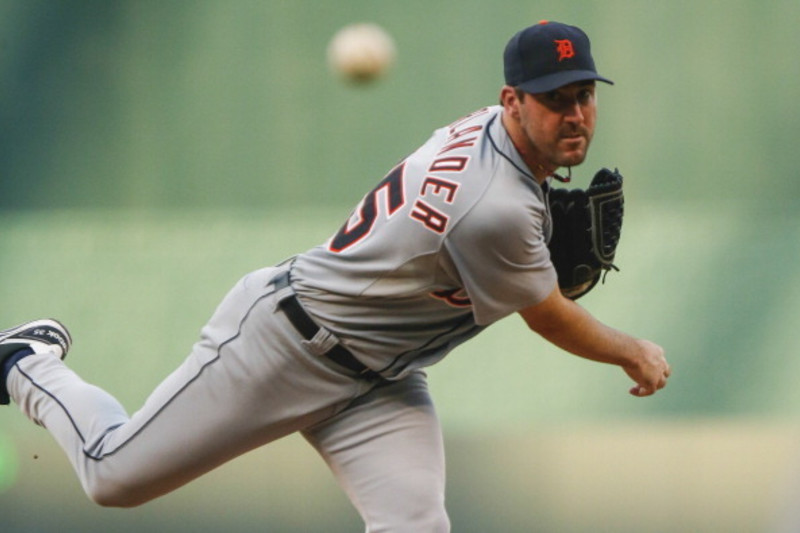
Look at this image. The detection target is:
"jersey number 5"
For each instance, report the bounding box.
[329,163,406,253]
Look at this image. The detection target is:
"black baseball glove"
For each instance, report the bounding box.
[546,168,624,300]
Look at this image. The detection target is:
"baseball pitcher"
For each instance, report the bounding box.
[0,21,669,532]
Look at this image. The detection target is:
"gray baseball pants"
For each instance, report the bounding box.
[8,266,449,532]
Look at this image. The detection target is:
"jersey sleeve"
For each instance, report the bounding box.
[443,176,558,326]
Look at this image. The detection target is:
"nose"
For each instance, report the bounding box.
[564,100,584,122]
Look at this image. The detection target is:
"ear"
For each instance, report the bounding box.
[499,85,521,118]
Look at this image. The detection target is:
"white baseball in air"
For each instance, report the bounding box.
[327,23,396,83]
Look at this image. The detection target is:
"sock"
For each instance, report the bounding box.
[1,347,35,405]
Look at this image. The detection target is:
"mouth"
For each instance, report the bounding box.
[560,126,588,141]
[559,134,585,146]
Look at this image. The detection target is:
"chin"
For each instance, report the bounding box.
[558,153,587,167]
[555,144,588,167]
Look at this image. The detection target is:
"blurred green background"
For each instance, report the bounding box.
[2,0,800,531]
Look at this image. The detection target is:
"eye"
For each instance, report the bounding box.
[545,90,562,103]
[577,88,595,104]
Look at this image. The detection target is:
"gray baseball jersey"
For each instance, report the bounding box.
[293,105,557,379]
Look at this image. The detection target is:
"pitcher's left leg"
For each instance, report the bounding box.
[303,371,449,533]
[4,268,364,507]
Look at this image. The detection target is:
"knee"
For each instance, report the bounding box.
[403,508,450,533]
[363,472,450,532]
[404,497,450,533]
[367,504,450,533]
[85,480,153,508]
[400,486,449,532]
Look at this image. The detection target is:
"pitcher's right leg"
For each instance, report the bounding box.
[304,371,450,533]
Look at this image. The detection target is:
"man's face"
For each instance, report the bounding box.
[516,81,597,169]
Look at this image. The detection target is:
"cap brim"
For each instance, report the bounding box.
[516,70,614,94]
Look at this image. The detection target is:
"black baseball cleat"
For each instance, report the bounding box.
[0,319,72,405]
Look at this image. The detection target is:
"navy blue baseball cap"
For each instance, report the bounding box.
[504,21,613,93]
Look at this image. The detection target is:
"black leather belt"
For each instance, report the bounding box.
[272,271,381,380]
